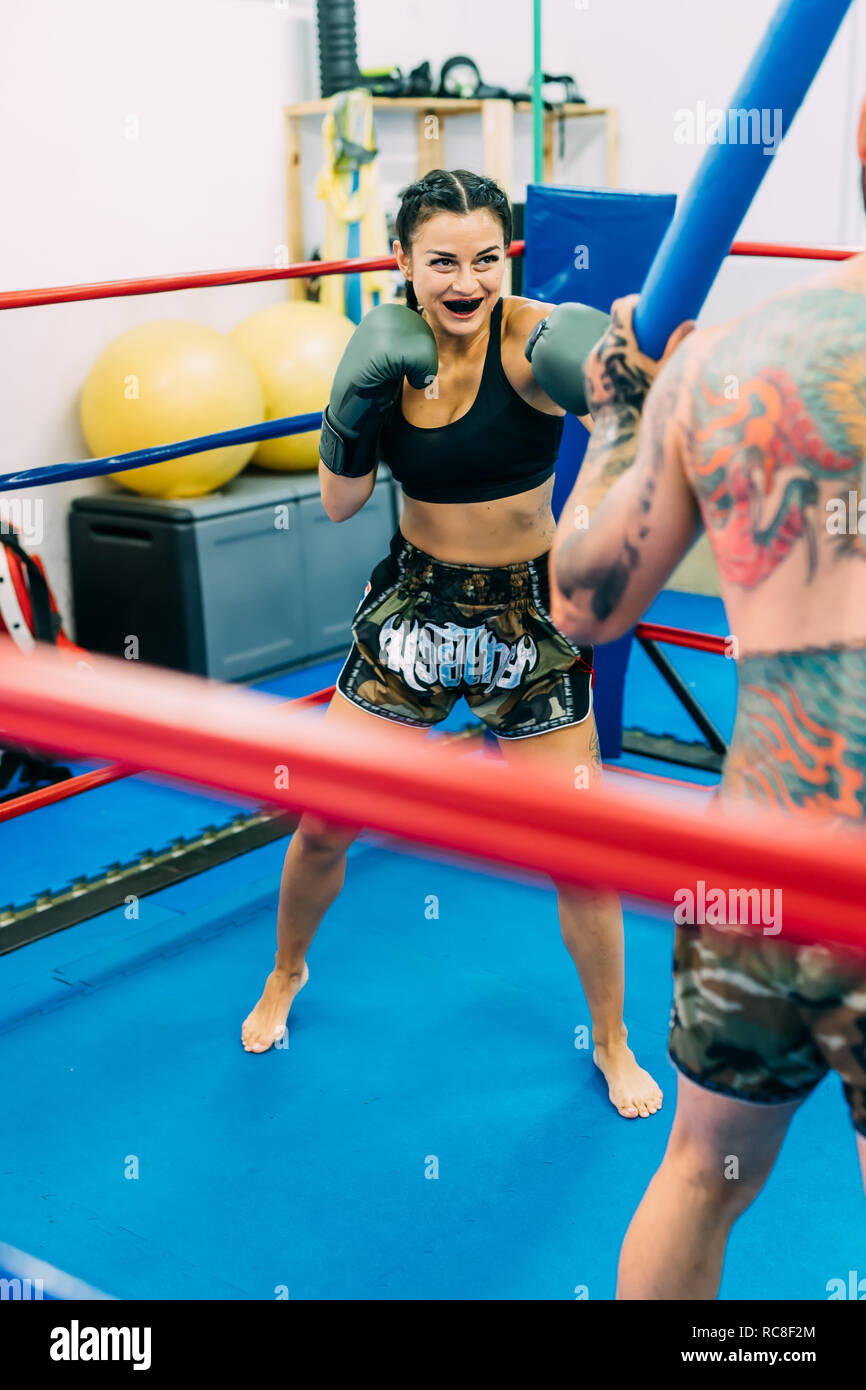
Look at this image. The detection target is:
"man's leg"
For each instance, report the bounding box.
[617,1072,801,1298]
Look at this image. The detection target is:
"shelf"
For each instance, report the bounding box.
[286,97,612,118]
[284,95,618,301]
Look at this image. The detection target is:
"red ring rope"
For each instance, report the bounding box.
[0,683,338,823]
[0,239,860,312]
[728,240,863,261]
[0,672,714,822]
[0,255,401,313]
[0,246,523,311]
[0,638,863,954]
[636,622,730,655]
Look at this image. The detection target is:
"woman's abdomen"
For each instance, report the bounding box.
[397,479,557,567]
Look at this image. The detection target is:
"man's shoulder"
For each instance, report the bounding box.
[702,269,866,348]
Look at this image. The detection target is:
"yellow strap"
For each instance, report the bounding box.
[315,90,393,315]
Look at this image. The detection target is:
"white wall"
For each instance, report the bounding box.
[359,0,864,322]
[1,0,863,630]
[0,0,317,623]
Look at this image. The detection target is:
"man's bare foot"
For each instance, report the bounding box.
[241,963,309,1053]
[593,1038,663,1118]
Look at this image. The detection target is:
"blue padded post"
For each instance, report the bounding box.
[634,0,854,357]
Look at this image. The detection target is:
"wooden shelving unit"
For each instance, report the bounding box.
[284,96,618,299]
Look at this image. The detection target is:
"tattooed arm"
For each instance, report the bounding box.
[550,295,700,643]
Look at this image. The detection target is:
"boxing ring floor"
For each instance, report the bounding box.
[1,590,862,1300]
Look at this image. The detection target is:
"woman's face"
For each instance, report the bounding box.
[395,208,506,336]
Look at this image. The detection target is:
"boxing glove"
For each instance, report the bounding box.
[524,302,611,418]
[320,303,439,477]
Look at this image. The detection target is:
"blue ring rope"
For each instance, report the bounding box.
[0,412,323,495]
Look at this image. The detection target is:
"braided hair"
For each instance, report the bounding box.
[395,169,512,312]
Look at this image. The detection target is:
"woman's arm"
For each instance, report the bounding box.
[318,459,378,522]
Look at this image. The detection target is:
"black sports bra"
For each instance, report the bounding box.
[378,298,564,504]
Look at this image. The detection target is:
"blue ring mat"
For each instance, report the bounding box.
[0,591,861,1300]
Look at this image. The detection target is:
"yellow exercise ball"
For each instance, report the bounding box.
[80,320,265,499]
[231,300,355,471]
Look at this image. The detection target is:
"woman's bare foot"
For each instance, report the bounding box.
[593,1038,663,1118]
[241,963,309,1053]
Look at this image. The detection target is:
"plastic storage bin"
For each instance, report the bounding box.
[69,469,399,681]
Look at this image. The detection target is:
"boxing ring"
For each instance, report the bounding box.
[1,0,863,1302]
[0,228,860,921]
[1,234,862,1299]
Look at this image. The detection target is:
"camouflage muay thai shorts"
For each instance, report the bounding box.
[336,529,594,739]
[669,923,866,1134]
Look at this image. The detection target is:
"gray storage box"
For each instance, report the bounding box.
[69,468,399,681]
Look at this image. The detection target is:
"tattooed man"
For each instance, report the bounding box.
[550,101,866,1298]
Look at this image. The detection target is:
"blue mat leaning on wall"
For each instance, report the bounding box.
[523,186,676,756]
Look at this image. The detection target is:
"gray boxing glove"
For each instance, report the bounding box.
[524,302,611,418]
[320,304,439,477]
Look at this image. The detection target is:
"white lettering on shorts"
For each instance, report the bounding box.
[378,615,538,694]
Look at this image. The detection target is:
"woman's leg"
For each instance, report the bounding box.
[242,693,430,1053]
[496,714,663,1118]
